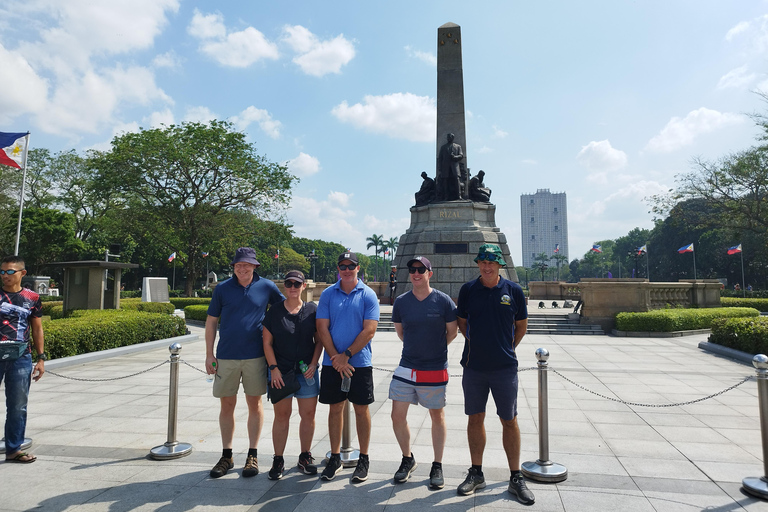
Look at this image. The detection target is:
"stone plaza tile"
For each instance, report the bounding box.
[618,456,710,480]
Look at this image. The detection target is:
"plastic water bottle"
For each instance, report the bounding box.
[299,360,315,386]
[206,361,216,383]
[341,374,351,392]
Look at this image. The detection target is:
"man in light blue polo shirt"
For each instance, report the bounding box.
[316,251,379,482]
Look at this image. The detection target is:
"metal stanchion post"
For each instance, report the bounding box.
[326,400,360,467]
[0,438,32,454]
[150,342,193,460]
[742,353,768,500]
[522,347,568,482]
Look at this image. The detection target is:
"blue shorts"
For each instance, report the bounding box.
[268,368,320,400]
[462,366,518,420]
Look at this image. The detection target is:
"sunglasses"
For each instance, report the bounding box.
[0,269,23,275]
[284,280,303,288]
[338,264,358,271]
[408,266,428,274]
[476,253,500,262]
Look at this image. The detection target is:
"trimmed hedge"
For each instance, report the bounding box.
[710,317,768,355]
[720,297,768,312]
[41,301,64,318]
[119,298,175,314]
[170,297,211,309]
[615,307,760,332]
[184,304,209,322]
[43,310,187,360]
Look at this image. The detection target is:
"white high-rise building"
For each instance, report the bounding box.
[520,189,568,268]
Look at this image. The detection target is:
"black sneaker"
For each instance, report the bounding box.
[298,451,318,475]
[268,456,284,480]
[394,455,417,483]
[321,454,343,481]
[210,456,234,478]
[243,454,259,477]
[508,473,535,505]
[351,454,369,482]
[457,467,486,495]
[429,462,444,489]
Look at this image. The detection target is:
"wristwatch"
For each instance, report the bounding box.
[269,364,278,371]
[344,349,353,358]
[37,352,47,361]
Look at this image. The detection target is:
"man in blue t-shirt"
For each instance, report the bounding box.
[205,247,284,479]
[390,256,457,489]
[316,251,379,482]
[455,244,535,505]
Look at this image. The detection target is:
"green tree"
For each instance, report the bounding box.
[551,254,568,281]
[365,234,384,281]
[11,207,84,274]
[383,236,399,267]
[532,252,550,281]
[93,121,297,295]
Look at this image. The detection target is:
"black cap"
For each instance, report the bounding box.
[338,251,359,265]
[284,270,305,283]
[407,256,432,271]
[231,247,260,266]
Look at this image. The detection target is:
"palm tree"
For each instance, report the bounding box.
[384,236,399,267]
[533,252,551,281]
[366,234,385,281]
[552,254,569,281]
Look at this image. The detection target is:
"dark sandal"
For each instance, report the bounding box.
[5,452,36,463]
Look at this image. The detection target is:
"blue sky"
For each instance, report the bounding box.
[1,1,766,266]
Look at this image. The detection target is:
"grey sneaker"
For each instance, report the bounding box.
[210,456,234,478]
[321,454,342,481]
[457,467,486,495]
[243,454,258,477]
[429,462,444,489]
[394,455,417,483]
[508,473,535,505]
[351,454,369,482]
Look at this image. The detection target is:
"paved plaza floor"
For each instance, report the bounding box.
[1,311,766,511]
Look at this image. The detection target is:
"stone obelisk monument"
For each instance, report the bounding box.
[393,22,517,300]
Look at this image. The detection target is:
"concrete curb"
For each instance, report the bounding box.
[611,328,711,337]
[697,340,757,365]
[46,333,200,370]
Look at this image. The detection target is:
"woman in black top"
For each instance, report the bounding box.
[263,270,322,480]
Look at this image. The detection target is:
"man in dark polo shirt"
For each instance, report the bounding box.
[205,247,284,479]
[455,244,534,505]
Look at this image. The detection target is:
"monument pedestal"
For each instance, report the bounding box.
[393,201,517,300]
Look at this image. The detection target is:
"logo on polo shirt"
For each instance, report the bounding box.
[500,294,511,306]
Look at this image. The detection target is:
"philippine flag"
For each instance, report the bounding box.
[591,244,602,253]
[168,252,176,262]
[638,244,647,254]
[727,244,742,255]
[202,251,209,257]
[678,243,694,254]
[554,243,560,253]
[0,132,28,169]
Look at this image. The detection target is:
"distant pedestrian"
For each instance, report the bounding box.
[455,244,534,505]
[390,256,457,488]
[205,247,284,479]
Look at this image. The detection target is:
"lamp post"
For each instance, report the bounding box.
[306,250,318,281]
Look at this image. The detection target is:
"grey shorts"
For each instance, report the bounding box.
[389,377,447,409]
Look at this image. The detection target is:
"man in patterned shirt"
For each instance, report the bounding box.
[0,255,45,464]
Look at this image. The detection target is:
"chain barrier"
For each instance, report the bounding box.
[550,368,754,408]
[181,360,207,375]
[46,360,169,382]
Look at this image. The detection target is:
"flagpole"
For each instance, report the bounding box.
[173,258,176,291]
[13,133,30,256]
[645,243,650,281]
[693,244,697,280]
[740,247,746,298]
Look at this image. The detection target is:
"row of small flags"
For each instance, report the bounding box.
[169,251,209,262]
[585,243,743,256]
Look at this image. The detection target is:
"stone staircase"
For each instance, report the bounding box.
[526,312,604,335]
[377,311,396,332]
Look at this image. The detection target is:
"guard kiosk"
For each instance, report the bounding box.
[50,260,139,312]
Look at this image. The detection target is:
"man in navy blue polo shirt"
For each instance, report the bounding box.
[316,251,379,482]
[455,244,534,505]
[205,247,284,479]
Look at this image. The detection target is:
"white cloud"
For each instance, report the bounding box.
[644,108,743,153]
[404,45,436,66]
[230,106,282,139]
[576,140,628,172]
[0,44,48,124]
[188,9,279,67]
[477,146,492,154]
[717,65,756,90]
[288,191,361,246]
[492,125,508,138]
[285,152,320,177]
[725,21,751,42]
[147,108,175,128]
[152,51,181,69]
[183,106,217,123]
[283,25,355,77]
[331,93,435,142]
[328,190,352,207]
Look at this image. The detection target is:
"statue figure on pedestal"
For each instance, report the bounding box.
[436,133,463,201]
[468,170,492,202]
[415,171,436,206]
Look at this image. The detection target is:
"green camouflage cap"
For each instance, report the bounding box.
[474,243,507,266]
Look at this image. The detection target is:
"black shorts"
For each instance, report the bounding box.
[319,365,375,405]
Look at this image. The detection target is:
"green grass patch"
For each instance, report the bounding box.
[615,307,759,332]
